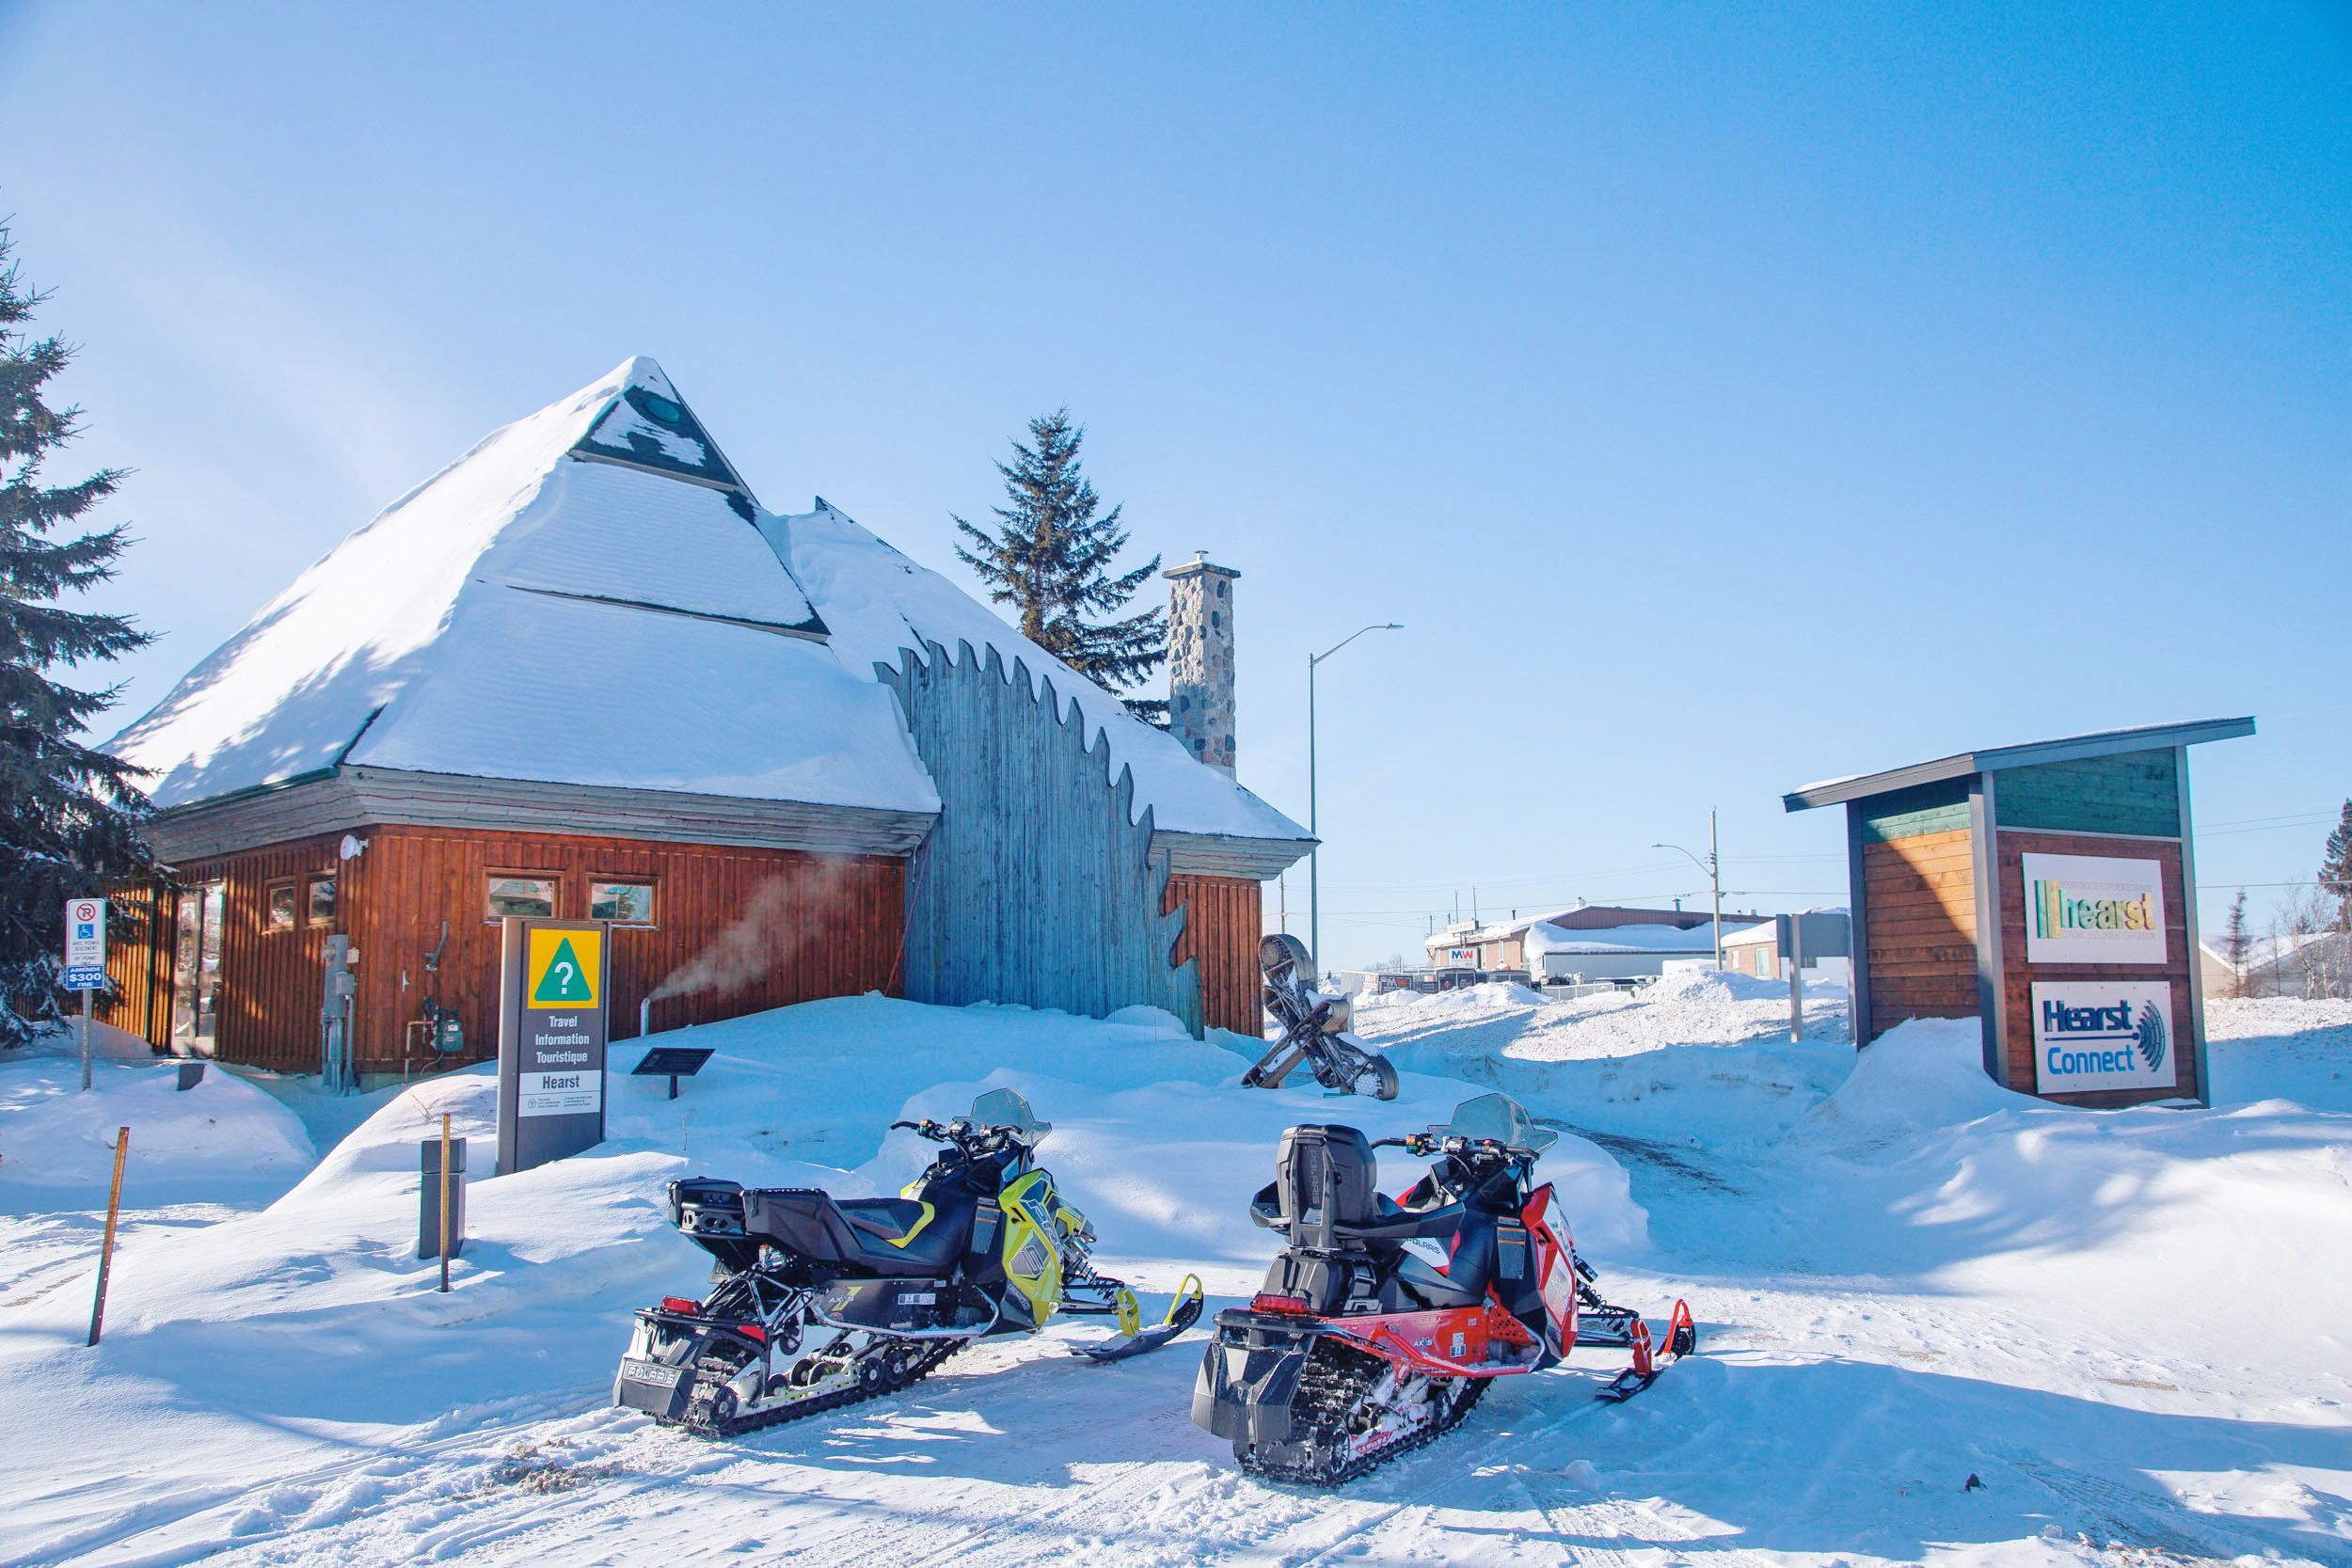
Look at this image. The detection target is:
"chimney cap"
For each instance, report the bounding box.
[1163,553,1239,580]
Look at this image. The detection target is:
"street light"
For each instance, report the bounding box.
[1653,809,1724,967]
[1309,622,1402,978]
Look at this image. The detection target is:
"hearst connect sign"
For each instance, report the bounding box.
[497,918,611,1174]
[2023,852,2172,1094]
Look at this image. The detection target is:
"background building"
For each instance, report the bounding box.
[1426,903,1763,982]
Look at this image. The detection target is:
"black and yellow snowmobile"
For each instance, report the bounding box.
[615,1089,1203,1437]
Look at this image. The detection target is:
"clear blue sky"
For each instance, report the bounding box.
[4,3,2346,968]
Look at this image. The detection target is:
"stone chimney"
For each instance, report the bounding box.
[1164,551,1239,777]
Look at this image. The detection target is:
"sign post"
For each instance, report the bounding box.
[495,918,611,1175]
[1788,915,1804,1043]
[65,898,106,1091]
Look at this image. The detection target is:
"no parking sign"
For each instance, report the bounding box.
[64,897,106,990]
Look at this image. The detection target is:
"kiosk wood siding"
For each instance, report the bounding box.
[137,829,904,1074]
[1991,749,2180,838]
[1994,829,2198,1106]
[1166,874,1263,1035]
[1861,826,1979,1037]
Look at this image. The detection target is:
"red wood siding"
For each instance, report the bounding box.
[1994,830,2198,1107]
[98,878,179,1049]
[1861,827,1978,1038]
[182,833,352,1069]
[1166,874,1263,1035]
[140,827,905,1074]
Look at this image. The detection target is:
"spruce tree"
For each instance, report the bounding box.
[2323,799,2352,933]
[0,225,157,1045]
[954,410,1167,721]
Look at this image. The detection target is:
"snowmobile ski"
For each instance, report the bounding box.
[1071,1275,1206,1362]
[1592,1299,1697,1402]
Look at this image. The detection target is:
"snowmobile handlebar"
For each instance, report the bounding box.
[1370,1134,1434,1153]
[1375,1132,1532,1162]
[893,1117,1037,1152]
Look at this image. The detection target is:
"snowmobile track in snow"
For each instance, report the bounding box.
[2010,1454,2255,1565]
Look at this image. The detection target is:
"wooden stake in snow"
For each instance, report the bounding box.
[87,1126,129,1346]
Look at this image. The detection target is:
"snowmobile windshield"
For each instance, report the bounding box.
[968,1088,1052,1144]
[1433,1093,1557,1155]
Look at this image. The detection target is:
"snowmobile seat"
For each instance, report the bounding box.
[740,1189,964,1276]
[1265,1127,1469,1249]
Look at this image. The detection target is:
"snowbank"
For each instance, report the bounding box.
[0,1027,312,1193]
[1795,1016,2023,1148]
[2206,995,2352,1112]
[1358,973,1855,1145]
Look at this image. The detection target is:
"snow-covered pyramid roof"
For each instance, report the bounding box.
[110,358,1309,848]
[109,358,933,814]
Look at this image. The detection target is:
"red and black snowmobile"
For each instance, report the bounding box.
[1191,1093,1695,1484]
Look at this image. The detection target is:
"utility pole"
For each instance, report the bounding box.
[1710,808,1724,968]
[1308,622,1402,977]
[1654,812,1725,968]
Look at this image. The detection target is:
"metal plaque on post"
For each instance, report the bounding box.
[496,918,611,1175]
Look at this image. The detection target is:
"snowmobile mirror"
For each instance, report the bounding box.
[968,1087,1051,1143]
[1432,1092,1558,1155]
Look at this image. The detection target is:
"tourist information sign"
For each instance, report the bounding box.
[495,918,610,1174]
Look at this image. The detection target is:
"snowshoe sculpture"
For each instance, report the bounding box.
[1192,1092,1695,1484]
[1243,934,1399,1101]
[615,1090,1200,1437]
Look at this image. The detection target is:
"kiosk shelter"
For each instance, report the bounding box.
[1784,719,2253,1107]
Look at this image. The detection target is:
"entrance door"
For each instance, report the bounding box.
[169,880,225,1054]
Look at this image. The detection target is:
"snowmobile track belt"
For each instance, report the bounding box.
[683,1339,966,1439]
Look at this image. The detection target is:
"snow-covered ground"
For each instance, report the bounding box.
[1,985,2346,1566]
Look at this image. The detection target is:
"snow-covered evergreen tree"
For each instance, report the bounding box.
[954,410,1168,722]
[0,226,157,1045]
[2321,799,2352,933]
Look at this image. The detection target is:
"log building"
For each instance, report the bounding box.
[102,360,1310,1076]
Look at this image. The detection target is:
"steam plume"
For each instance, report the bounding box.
[645,862,863,1008]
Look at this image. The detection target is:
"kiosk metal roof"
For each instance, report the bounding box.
[1783,717,2255,813]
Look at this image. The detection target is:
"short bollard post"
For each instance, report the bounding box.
[437,1113,453,1293]
[87,1126,130,1346]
